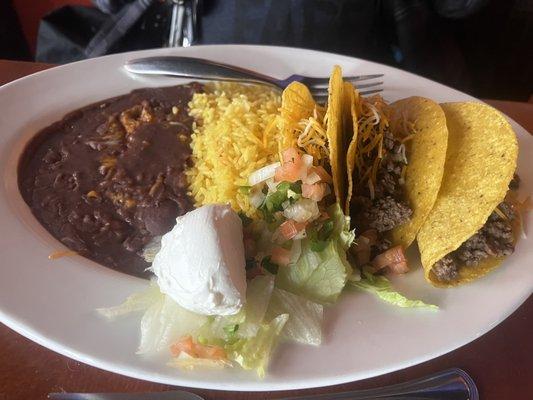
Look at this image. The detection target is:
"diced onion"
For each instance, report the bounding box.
[289,239,302,265]
[249,190,266,208]
[266,178,277,192]
[293,229,307,240]
[372,245,409,274]
[304,172,321,185]
[248,162,281,186]
[302,154,314,168]
[283,198,320,223]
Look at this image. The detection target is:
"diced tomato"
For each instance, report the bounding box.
[282,147,301,163]
[275,148,305,182]
[195,344,227,360]
[360,229,378,246]
[277,219,306,240]
[302,183,327,202]
[309,166,332,183]
[170,335,195,357]
[274,160,305,183]
[170,335,227,360]
[372,245,409,274]
[270,246,292,267]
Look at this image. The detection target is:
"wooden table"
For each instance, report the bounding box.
[0,60,531,400]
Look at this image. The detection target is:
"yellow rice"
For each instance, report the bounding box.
[186,83,282,216]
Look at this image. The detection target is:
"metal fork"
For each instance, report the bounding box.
[124,56,384,102]
[48,368,478,400]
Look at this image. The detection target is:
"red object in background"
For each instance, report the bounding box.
[12,0,93,54]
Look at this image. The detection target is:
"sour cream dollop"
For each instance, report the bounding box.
[152,204,247,315]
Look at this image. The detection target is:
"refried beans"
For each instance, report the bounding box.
[18,84,202,277]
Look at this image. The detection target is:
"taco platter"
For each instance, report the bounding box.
[15,60,529,379]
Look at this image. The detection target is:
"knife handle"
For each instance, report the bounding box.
[124,56,279,88]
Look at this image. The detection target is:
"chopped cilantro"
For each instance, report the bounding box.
[259,181,302,221]
[308,219,335,252]
[223,324,239,336]
[238,212,253,227]
[262,256,279,275]
[238,185,252,195]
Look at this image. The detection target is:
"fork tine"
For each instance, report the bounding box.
[312,88,383,103]
[354,81,384,89]
[308,81,382,95]
[359,88,384,96]
[302,74,384,89]
[310,84,383,98]
[344,74,384,84]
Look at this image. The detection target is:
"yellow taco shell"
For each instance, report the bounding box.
[326,66,346,207]
[389,97,448,248]
[417,102,518,287]
[280,82,317,150]
[344,83,360,214]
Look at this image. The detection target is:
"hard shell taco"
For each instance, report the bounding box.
[417,102,520,287]
[347,95,448,272]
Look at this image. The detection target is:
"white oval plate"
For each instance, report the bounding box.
[0,45,531,391]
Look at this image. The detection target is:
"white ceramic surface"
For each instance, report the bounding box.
[0,45,531,391]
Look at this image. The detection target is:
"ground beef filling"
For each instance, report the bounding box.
[432,200,516,283]
[352,130,413,260]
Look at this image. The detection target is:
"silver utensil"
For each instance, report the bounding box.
[48,368,478,400]
[168,0,198,47]
[124,56,384,102]
[167,1,185,48]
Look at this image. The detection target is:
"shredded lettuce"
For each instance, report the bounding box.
[266,288,323,346]
[168,352,232,370]
[137,293,209,354]
[98,282,209,354]
[101,275,290,376]
[242,275,275,324]
[350,272,438,310]
[329,203,355,250]
[276,204,353,304]
[225,314,289,378]
[97,281,161,319]
[276,239,349,304]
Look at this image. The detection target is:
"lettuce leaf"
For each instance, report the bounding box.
[98,281,207,354]
[350,272,438,310]
[200,275,274,341]
[275,204,353,304]
[97,281,161,319]
[101,275,288,376]
[138,293,208,354]
[266,288,323,345]
[168,352,232,370]
[276,220,352,305]
[329,203,355,250]
[225,314,289,378]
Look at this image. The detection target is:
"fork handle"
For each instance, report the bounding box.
[281,369,478,400]
[125,56,279,88]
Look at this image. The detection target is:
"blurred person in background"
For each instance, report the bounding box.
[1,0,532,101]
[0,0,31,60]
